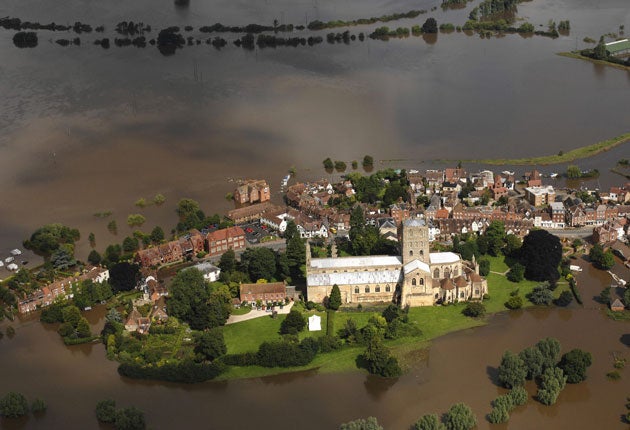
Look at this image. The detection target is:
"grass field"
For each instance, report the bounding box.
[220,255,557,380]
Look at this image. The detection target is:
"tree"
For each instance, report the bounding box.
[104,244,122,266]
[23,223,80,259]
[150,226,164,243]
[194,328,227,362]
[506,263,525,282]
[519,346,545,380]
[361,337,402,377]
[414,414,446,430]
[528,282,554,305]
[0,392,29,418]
[362,155,374,168]
[536,367,566,405]
[566,165,582,178]
[421,17,438,34]
[88,249,102,265]
[478,258,490,276]
[484,221,506,256]
[535,337,561,370]
[462,302,485,318]
[89,232,96,247]
[339,417,383,430]
[96,399,117,423]
[505,295,523,310]
[51,246,77,270]
[558,349,592,383]
[323,157,334,170]
[167,269,215,330]
[122,236,139,253]
[589,244,615,270]
[240,247,277,281]
[109,262,140,292]
[176,198,205,231]
[126,214,146,227]
[328,284,342,310]
[508,386,528,406]
[520,230,562,281]
[487,405,509,424]
[555,290,573,307]
[443,403,476,430]
[114,406,146,430]
[280,309,306,335]
[498,351,527,388]
[593,35,607,60]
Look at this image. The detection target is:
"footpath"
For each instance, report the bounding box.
[226,301,294,324]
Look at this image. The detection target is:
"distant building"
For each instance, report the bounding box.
[233,179,271,205]
[239,282,287,303]
[206,226,246,257]
[524,186,555,207]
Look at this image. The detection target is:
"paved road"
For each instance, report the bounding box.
[226,301,294,324]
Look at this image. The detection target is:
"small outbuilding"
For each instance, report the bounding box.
[308,314,322,331]
[610,299,625,312]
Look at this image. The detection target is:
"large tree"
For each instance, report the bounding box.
[328,284,342,310]
[535,337,562,370]
[240,247,277,282]
[519,346,545,380]
[194,328,227,362]
[443,403,476,430]
[109,262,141,292]
[23,223,80,259]
[167,269,212,330]
[558,349,592,383]
[498,351,527,388]
[519,230,562,281]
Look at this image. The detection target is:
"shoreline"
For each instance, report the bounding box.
[557,51,630,73]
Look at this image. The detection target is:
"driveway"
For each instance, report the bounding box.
[226,301,294,324]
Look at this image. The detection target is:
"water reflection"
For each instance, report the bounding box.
[363,374,398,401]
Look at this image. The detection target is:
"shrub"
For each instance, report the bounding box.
[498,351,527,388]
[0,392,29,418]
[528,282,554,306]
[462,302,486,318]
[318,335,342,353]
[558,349,592,383]
[506,263,525,282]
[505,296,523,310]
[96,399,117,423]
[31,398,47,414]
[339,416,383,430]
[443,403,476,430]
[487,405,509,424]
[492,394,514,411]
[114,406,146,430]
[606,370,621,380]
[555,290,574,307]
[280,309,306,335]
[508,386,528,406]
[414,414,446,430]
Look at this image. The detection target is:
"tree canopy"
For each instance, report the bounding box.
[519,230,562,281]
[328,284,342,310]
[0,392,29,418]
[109,262,141,292]
[339,416,383,430]
[498,351,527,388]
[23,223,80,259]
[558,349,592,383]
[443,403,476,430]
[194,328,227,362]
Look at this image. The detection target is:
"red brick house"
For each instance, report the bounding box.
[239,282,287,304]
[206,226,246,256]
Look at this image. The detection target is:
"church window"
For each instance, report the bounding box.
[365,286,370,293]
[376,286,381,293]
[420,250,424,257]
[460,292,464,298]
[412,278,416,286]
[475,289,479,295]
[454,267,458,277]
[419,278,424,286]
[444,268,451,278]
[355,287,359,294]
[434,268,440,278]
[409,250,413,256]
[386,285,391,292]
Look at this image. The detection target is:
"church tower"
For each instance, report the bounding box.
[401,218,430,265]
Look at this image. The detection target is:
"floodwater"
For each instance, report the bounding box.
[0,0,629,427]
[0,249,629,429]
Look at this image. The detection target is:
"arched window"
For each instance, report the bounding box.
[354,287,359,294]
[419,278,424,285]
[409,250,413,256]
[460,291,465,298]
[375,285,381,293]
[420,250,424,257]
[435,293,439,299]
[365,286,370,293]
[454,267,459,277]
[445,268,451,278]
[434,268,440,278]
[412,278,417,286]
[386,285,391,292]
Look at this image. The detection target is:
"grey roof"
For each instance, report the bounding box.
[307,269,402,287]
[403,218,426,227]
[310,256,402,270]
[403,259,430,275]
[188,262,220,275]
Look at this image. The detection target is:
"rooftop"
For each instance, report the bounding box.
[310,255,402,270]
[429,252,461,264]
[307,269,402,287]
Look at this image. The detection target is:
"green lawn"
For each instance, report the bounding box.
[220,257,563,380]
[231,306,252,316]
[485,255,511,273]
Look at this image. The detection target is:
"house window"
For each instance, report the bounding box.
[386,285,391,292]
[355,287,359,294]
[365,286,370,293]
[412,278,417,286]
[375,286,381,293]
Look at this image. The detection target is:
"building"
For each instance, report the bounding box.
[593,221,624,245]
[233,179,271,205]
[605,39,630,57]
[206,226,246,256]
[189,262,221,282]
[524,186,555,207]
[239,282,287,303]
[226,202,279,224]
[306,219,487,307]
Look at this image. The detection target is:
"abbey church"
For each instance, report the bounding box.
[306,218,488,307]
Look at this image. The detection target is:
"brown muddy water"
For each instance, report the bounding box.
[0,0,629,427]
[0,249,628,429]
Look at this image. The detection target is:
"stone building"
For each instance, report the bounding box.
[306,219,487,306]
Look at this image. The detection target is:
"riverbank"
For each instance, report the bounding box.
[218,256,566,381]
[557,51,630,72]
[467,131,630,166]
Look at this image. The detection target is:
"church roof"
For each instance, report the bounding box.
[429,252,460,264]
[307,269,402,287]
[310,256,402,269]
[440,278,454,291]
[403,259,430,275]
[403,218,426,227]
[454,276,468,289]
